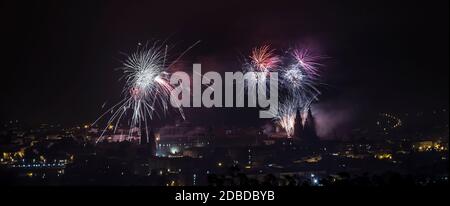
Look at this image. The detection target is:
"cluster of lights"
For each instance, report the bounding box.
[1,150,26,164]
[158,142,209,147]
[377,113,402,131]
[248,149,252,165]
[310,174,321,186]
[166,180,177,187]
[374,153,393,160]
[417,142,447,152]
[12,163,66,168]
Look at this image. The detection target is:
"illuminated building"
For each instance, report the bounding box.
[156,122,211,157]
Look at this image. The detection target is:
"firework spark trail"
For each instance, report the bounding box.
[275,98,299,138]
[299,93,317,127]
[271,92,318,138]
[94,41,199,143]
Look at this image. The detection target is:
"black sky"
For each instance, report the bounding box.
[1,0,448,126]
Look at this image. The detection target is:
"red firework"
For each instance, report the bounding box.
[250,45,280,72]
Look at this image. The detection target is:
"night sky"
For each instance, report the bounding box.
[1,0,448,133]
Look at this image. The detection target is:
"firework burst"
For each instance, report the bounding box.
[241,45,280,99]
[94,41,197,143]
[280,48,323,98]
[251,45,324,138]
[249,45,280,72]
[292,48,322,77]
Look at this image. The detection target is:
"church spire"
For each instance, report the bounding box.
[293,108,303,139]
[304,107,315,130]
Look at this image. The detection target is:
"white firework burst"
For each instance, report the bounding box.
[93,41,198,143]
